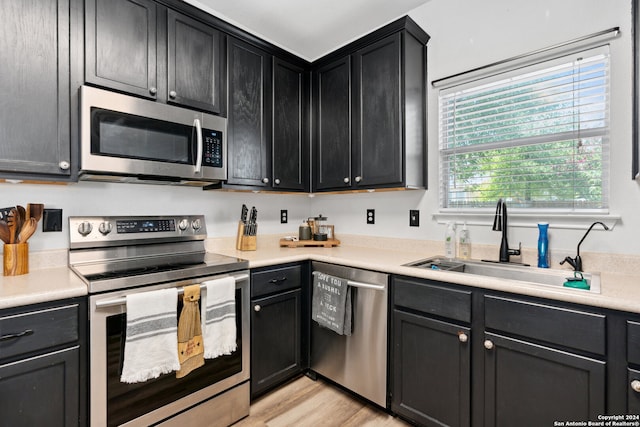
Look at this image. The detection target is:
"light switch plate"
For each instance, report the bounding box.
[410,210,420,227]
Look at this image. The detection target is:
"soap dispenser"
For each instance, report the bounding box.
[459,222,471,260]
[444,222,457,260]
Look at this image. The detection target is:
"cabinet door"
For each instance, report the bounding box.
[251,289,302,398]
[392,310,470,427]
[226,37,271,187]
[0,347,80,427]
[85,0,157,99]
[353,33,403,188]
[0,0,72,177]
[167,10,224,114]
[313,56,352,191]
[272,58,309,191]
[628,368,640,414]
[484,332,605,426]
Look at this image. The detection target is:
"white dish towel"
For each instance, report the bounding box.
[201,277,237,359]
[120,288,180,383]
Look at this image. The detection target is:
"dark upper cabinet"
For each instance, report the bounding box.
[85,0,157,99]
[353,33,403,188]
[312,17,429,192]
[272,58,309,191]
[167,9,225,114]
[226,37,271,187]
[85,0,225,115]
[225,39,309,191]
[314,56,352,191]
[0,0,78,180]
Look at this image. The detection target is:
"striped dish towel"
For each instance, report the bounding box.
[120,288,180,383]
[201,277,237,359]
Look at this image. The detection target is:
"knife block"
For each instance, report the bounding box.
[235,222,257,251]
[3,243,28,276]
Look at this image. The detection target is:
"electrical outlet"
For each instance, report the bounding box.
[42,208,63,232]
[410,210,420,227]
[367,209,375,224]
[280,209,288,224]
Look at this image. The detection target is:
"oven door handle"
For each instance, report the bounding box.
[194,118,203,174]
[95,273,249,308]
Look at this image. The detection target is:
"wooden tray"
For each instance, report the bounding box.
[279,238,340,248]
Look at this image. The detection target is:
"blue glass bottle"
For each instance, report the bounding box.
[537,222,549,268]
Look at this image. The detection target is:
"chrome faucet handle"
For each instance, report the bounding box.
[508,242,522,256]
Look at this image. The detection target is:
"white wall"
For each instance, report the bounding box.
[2,0,638,258]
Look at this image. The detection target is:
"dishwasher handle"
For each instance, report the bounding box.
[312,271,386,291]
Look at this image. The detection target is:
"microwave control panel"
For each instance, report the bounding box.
[203,129,223,168]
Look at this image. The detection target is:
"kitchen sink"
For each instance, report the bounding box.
[404,256,601,293]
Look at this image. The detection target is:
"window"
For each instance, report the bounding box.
[438,46,610,211]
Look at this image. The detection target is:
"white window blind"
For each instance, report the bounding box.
[439,46,610,211]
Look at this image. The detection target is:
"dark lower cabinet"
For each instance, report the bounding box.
[251,264,305,398]
[483,332,606,426]
[392,310,471,427]
[0,298,86,426]
[0,347,80,427]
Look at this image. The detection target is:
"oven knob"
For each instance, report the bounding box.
[98,221,113,235]
[77,221,93,236]
[178,219,189,231]
[191,219,202,231]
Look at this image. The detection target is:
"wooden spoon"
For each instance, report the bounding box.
[27,203,44,222]
[0,221,10,244]
[18,217,38,243]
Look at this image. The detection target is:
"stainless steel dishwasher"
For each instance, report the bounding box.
[310,261,389,408]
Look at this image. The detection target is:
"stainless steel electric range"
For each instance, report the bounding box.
[69,215,249,427]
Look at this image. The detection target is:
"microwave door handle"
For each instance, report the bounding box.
[193,118,203,174]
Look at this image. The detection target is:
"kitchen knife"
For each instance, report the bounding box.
[247,207,257,236]
[240,204,248,225]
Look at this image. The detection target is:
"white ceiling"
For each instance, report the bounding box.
[184,0,430,61]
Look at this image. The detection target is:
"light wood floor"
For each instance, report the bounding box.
[233,376,411,427]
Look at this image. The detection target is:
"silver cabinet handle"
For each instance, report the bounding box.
[274,178,281,185]
[458,332,468,343]
[355,176,362,183]
[169,90,177,99]
[262,178,269,184]
[0,329,34,342]
[343,177,350,184]
[632,380,640,393]
[254,305,261,312]
[149,87,157,95]
[484,339,494,350]
[59,161,70,170]
[194,118,203,173]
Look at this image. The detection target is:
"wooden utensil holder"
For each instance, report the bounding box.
[3,243,29,276]
[235,222,257,251]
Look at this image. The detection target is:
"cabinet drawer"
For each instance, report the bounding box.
[484,296,605,355]
[0,304,79,360]
[393,277,471,323]
[252,265,302,297]
[627,321,640,365]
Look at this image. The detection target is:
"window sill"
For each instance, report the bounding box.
[432,211,620,230]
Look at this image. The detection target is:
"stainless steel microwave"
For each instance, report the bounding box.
[79,85,227,186]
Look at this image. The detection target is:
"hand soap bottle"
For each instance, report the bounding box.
[459,222,471,260]
[444,222,457,260]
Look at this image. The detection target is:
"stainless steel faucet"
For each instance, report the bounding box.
[492,199,521,263]
[560,221,609,272]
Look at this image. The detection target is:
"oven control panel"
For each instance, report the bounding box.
[69,215,206,247]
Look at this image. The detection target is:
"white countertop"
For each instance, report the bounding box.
[1,236,638,313]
